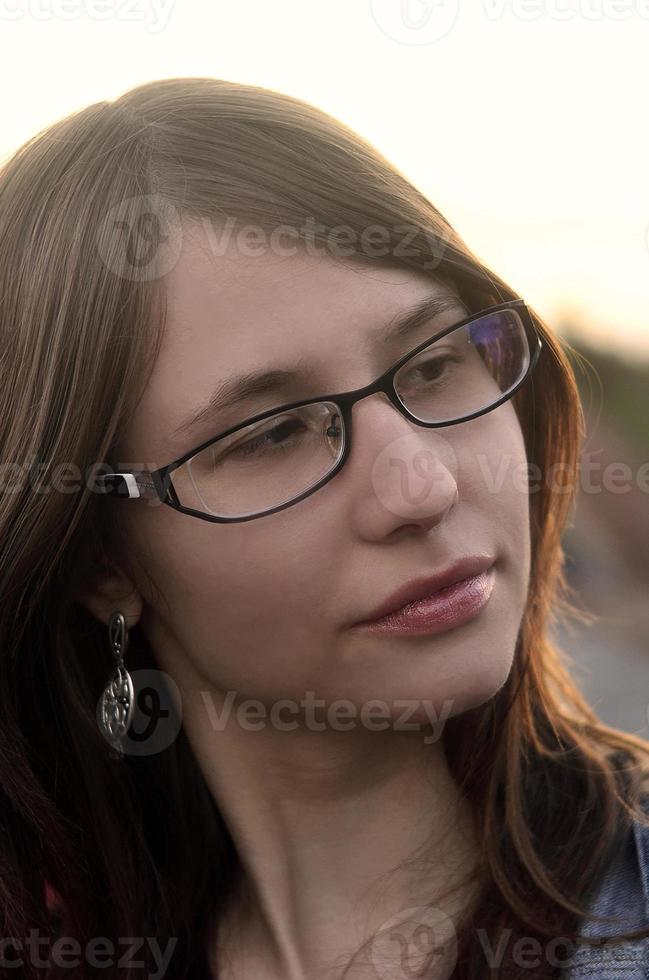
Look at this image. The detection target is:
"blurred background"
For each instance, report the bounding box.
[1,0,647,735]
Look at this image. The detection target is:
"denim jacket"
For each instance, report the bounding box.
[562,791,649,978]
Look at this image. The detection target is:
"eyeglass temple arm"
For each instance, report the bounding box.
[99,470,162,500]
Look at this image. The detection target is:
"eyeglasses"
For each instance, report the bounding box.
[99,299,542,524]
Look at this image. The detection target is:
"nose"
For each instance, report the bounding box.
[347,391,460,535]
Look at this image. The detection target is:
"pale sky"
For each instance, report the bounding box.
[1,0,647,358]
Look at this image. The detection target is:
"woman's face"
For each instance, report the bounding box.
[113,220,531,729]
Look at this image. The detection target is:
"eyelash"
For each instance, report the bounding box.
[228,417,304,459]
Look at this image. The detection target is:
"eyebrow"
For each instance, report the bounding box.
[173,291,467,437]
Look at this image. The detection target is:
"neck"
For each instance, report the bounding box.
[181,687,483,980]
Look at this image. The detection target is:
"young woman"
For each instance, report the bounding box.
[0,77,647,980]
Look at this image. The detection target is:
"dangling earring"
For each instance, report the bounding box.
[98,610,135,760]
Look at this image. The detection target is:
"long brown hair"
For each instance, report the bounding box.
[1,77,647,979]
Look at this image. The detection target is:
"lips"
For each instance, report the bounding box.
[351,555,497,627]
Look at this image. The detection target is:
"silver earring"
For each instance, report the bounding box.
[98,610,135,759]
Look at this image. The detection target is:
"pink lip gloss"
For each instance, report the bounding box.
[352,566,496,637]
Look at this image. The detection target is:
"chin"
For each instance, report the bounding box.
[384,640,517,722]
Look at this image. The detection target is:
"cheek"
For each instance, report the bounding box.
[459,403,531,553]
[131,511,332,700]
[463,404,532,646]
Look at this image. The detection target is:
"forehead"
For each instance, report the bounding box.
[121,220,462,464]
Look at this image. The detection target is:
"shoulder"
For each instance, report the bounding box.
[563,790,649,978]
[631,789,649,929]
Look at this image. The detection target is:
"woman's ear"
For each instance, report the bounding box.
[74,562,143,629]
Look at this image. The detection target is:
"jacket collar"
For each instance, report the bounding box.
[565,790,649,978]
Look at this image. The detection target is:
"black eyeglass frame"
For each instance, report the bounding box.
[99,299,542,524]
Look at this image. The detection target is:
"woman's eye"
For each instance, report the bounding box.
[227,417,307,459]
